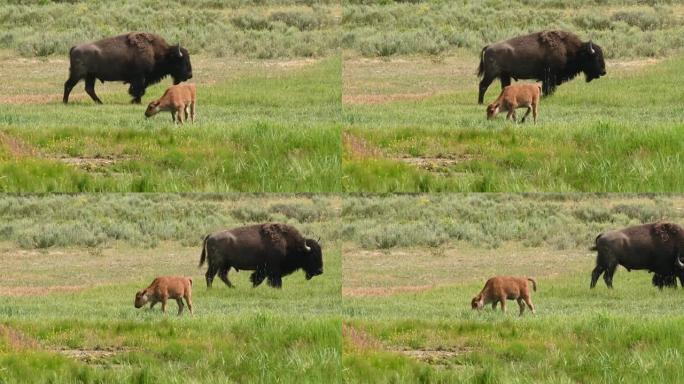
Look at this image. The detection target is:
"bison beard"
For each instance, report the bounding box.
[198,223,323,289]
[63,32,193,104]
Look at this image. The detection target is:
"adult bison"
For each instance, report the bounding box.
[63,32,193,104]
[198,223,323,289]
[477,30,606,104]
[590,222,684,289]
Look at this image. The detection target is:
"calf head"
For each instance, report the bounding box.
[486,103,500,120]
[145,100,162,117]
[471,294,484,310]
[134,290,149,308]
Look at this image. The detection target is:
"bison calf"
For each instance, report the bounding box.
[134,276,193,316]
[486,83,541,124]
[471,276,536,316]
[145,83,196,124]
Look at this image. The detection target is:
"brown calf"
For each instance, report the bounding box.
[471,276,536,316]
[486,83,541,124]
[145,83,196,124]
[135,276,193,316]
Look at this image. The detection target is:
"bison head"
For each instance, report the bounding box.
[168,44,193,85]
[302,238,323,280]
[134,290,149,308]
[580,41,606,83]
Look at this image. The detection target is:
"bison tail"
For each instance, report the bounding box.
[589,233,602,251]
[476,46,487,77]
[198,235,210,268]
[527,278,537,292]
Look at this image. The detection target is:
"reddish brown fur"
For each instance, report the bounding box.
[471,276,536,316]
[145,83,196,124]
[486,83,541,124]
[135,276,193,316]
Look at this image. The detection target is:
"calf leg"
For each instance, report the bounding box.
[524,296,535,314]
[517,298,525,316]
[184,294,193,315]
[491,301,497,310]
[520,106,532,124]
[499,299,507,313]
[478,75,496,104]
[176,109,184,125]
[84,76,102,104]
[63,75,80,104]
[218,267,234,288]
[161,297,167,314]
[532,102,538,124]
[176,298,184,316]
[190,101,195,123]
[590,266,604,288]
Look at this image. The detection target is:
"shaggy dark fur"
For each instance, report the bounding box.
[63,32,193,104]
[477,30,606,104]
[590,222,684,289]
[198,223,323,289]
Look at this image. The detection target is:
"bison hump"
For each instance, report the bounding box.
[260,223,287,245]
[126,32,159,53]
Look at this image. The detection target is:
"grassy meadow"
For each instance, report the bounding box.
[342,1,684,192]
[342,194,684,382]
[0,0,342,193]
[0,194,342,383]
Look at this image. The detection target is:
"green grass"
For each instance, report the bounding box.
[0,56,341,192]
[343,55,684,192]
[0,194,342,383]
[342,194,684,383]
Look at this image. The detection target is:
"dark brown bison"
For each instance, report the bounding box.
[198,223,323,289]
[590,222,684,288]
[477,30,606,104]
[63,32,193,104]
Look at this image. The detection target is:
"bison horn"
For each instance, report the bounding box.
[177,44,182,58]
[304,243,311,252]
[676,253,684,269]
[588,42,595,55]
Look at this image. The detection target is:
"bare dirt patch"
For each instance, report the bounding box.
[343,92,437,105]
[343,131,383,159]
[0,324,40,350]
[608,58,661,72]
[0,131,39,157]
[343,323,382,350]
[343,285,434,298]
[0,93,70,105]
[51,346,133,365]
[394,154,477,172]
[393,346,475,366]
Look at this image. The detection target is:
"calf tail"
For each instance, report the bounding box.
[198,235,210,267]
[189,277,193,286]
[527,278,537,292]
[476,45,487,77]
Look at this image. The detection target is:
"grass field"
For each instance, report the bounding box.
[0,54,341,192]
[343,54,684,192]
[342,194,684,382]
[0,195,341,383]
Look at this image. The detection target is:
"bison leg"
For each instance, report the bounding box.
[590,266,604,288]
[128,78,146,104]
[205,265,218,288]
[266,269,283,289]
[478,75,496,104]
[603,264,617,288]
[250,266,267,287]
[63,76,80,104]
[84,76,102,104]
[500,73,511,89]
[176,298,184,316]
[218,268,234,288]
